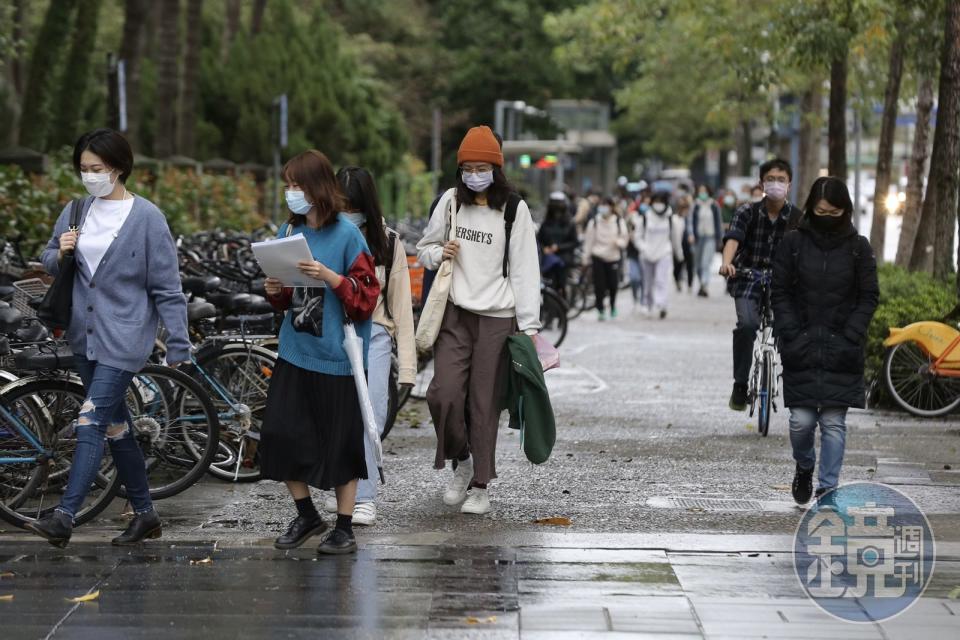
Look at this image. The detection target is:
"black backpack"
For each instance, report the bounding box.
[427,190,522,278]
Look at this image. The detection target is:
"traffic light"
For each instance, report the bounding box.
[519,154,531,169]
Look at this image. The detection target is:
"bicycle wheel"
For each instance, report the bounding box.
[117,365,220,500]
[540,288,569,348]
[758,351,773,437]
[884,343,960,417]
[193,342,275,482]
[0,378,120,528]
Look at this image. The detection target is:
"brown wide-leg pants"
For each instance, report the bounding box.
[427,303,514,485]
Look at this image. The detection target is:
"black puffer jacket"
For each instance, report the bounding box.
[771,217,879,408]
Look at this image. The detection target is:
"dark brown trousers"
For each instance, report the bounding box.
[427,303,514,485]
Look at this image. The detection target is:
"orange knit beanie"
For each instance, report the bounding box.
[457,126,503,167]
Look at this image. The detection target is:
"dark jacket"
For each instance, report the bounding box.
[771,217,879,408]
[691,200,722,242]
[502,334,556,464]
[537,218,579,265]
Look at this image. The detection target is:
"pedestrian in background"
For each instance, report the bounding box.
[261,149,380,555]
[636,191,684,319]
[625,205,645,308]
[720,189,738,229]
[691,185,722,297]
[582,196,629,320]
[335,166,416,528]
[537,191,579,298]
[416,125,541,516]
[28,129,190,548]
[771,176,878,505]
[673,192,696,293]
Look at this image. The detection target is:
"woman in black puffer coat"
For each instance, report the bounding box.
[771,176,879,506]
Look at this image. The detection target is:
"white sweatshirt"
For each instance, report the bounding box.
[417,188,542,334]
[635,208,684,263]
[583,213,629,263]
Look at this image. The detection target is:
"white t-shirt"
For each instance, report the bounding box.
[78,196,135,275]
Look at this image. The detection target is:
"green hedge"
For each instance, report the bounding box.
[866,264,956,403]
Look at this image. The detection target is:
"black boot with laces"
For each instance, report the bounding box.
[792,464,814,505]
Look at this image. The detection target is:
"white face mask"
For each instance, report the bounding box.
[285,190,312,215]
[81,171,118,198]
[652,203,667,214]
[763,181,789,202]
[597,205,611,217]
[462,171,494,192]
[344,212,366,227]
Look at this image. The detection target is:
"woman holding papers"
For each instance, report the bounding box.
[336,166,416,527]
[260,149,380,555]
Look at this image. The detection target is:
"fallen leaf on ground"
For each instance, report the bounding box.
[66,590,100,603]
[465,617,480,624]
[0,572,14,579]
[464,616,497,625]
[0,594,13,601]
[190,557,213,565]
[948,587,960,600]
[533,517,572,526]
[770,484,791,491]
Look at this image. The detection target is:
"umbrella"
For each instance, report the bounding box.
[342,322,384,484]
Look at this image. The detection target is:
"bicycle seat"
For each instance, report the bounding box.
[187,301,218,323]
[206,292,253,312]
[0,285,15,299]
[245,295,274,315]
[0,307,23,333]
[181,275,222,296]
[13,344,75,371]
[222,312,274,331]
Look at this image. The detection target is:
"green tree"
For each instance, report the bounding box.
[51,0,102,149]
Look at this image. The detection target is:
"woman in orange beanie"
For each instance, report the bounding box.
[416,126,542,515]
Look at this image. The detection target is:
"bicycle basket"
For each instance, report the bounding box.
[12,278,49,318]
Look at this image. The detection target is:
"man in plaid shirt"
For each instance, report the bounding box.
[719,159,802,411]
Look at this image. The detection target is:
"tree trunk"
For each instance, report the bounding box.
[251,0,268,35]
[736,118,752,176]
[897,76,935,268]
[155,0,181,158]
[18,0,78,149]
[222,0,241,61]
[52,0,102,148]
[931,0,960,282]
[797,76,823,195]
[11,0,25,96]
[179,0,203,157]
[828,51,848,178]
[869,33,905,259]
[119,0,150,148]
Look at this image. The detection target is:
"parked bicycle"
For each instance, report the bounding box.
[883,316,960,417]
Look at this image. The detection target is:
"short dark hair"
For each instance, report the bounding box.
[803,176,853,219]
[73,128,134,183]
[759,158,792,182]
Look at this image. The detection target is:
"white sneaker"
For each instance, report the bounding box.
[323,494,338,513]
[460,488,491,515]
[443,458,473,505]
[353,502,377,526]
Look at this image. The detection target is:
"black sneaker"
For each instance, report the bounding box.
[274,515,327,550]
[792,464,814,505]
[659,309,667,319]
[697,287,709,298]
[728,383,748,411]
[317,528,357,555]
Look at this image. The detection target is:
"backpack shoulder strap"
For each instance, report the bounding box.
[502,193,522,279]
[382,228,399,320]
[68,198,83,231]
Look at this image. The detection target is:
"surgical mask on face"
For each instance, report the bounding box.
[597,205,611,217]
[639,203,651,213]
[285,190,312,215]
[698,192,709,201]
[652,203,667,214]
[723,195,736,207]
[344,212,366,227]
[462,171,494,192]
[81,171,117,198]
[763,181,789,202]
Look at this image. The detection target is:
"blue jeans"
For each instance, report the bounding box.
[627,257,643,302]
[58,357,153,520]
[695,236,715,288]
[789,407,848,491]
[357,323,392,503]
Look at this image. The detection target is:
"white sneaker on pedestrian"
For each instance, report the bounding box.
[353,502,377,526]
[460,488,491,515]
[443,458,473,505]
[323,494,338,513]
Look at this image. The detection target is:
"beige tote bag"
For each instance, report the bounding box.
[415,194,457,354]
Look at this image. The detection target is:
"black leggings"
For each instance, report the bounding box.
[592,257,619,313]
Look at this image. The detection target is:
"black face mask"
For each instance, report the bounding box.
[809,213,847,233]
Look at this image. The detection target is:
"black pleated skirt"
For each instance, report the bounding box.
[259,359,367,490]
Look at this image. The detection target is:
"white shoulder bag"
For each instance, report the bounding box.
[415,194,457,354]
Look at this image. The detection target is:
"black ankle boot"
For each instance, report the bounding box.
[112,510,162,546]
[274,515,327,550]
[792,464,814,505]
[25,511,73,548]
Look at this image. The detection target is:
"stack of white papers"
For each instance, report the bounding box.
[251,234,317,287]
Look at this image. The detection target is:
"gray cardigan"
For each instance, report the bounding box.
[41,195,190,372]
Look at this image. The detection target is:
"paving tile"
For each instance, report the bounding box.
[520,605,609,631]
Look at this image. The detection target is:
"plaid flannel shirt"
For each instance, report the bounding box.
[723,198,801,301]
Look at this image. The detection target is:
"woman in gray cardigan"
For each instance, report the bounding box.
[26,129,191,548]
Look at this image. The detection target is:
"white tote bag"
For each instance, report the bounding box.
[415,194,457,354]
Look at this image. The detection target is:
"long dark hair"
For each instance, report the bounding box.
[801,176,853,227]
[283,150,346,228]
[455,166,515,210]
[336,166,390,266]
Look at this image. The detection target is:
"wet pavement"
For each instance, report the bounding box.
[3,278,960,638]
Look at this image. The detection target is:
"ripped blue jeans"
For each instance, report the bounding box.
[57,357,153,521]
